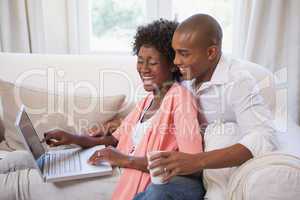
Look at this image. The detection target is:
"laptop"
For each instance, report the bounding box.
[15,105,113,182]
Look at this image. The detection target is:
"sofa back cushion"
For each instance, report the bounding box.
[0,79,125,150]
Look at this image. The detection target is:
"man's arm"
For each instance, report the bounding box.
[149,144,252,180]
[230,73,277,157]
[149,72,277,180]
[196,144,252,169]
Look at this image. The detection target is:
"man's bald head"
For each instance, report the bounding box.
[176,14,223,49]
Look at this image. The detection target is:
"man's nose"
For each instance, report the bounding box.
[173,54,181,65]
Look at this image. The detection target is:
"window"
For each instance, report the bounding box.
[172,0,233,52]
[90,0,146,52]
[84,0,233,54]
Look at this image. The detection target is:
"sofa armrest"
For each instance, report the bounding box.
[227,153,300,200]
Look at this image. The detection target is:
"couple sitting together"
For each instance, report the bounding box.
[0,14,277,200]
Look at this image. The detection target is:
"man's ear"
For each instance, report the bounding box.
[207,45,219,61]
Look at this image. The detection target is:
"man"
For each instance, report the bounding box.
[145,14,277,200]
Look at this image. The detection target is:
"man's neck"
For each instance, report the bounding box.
[195,54,222,87]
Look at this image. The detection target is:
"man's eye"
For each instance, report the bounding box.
[181,53,189,57]
[137,60,144,64]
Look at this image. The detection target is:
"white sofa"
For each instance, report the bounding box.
[0,53,141,151]
[1,53,300,200]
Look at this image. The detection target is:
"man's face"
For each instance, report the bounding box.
[172,31,211,81]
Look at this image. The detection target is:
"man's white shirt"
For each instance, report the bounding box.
[181,54,277,200]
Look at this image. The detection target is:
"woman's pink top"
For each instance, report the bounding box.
[111,82,203,200]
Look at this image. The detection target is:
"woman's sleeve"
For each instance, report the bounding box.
[111,118,127,142]
[112,99,146,152]
[173,88,203,154]
[112,106,137,141]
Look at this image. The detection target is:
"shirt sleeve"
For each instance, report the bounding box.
[111,106,137,153]
[173,88,203,154]
[112,101,141,141]
[230,72,278,157]
[112,118,126,142]
[112,98,149,153]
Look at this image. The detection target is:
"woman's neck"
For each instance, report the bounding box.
[152,80,174,105]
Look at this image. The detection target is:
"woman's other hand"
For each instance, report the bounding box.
[88,146,128,167]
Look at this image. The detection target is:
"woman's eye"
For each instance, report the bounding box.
[137,60,144,64]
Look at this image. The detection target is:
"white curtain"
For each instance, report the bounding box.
[0,0,46,53]
[65,0,90,54]
[232,0,300,124]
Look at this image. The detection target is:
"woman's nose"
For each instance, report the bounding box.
[140,63,151,73]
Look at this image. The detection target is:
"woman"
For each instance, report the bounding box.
[45,19,204,200]
[0,19,204,200]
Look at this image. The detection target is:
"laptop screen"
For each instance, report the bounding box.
[18,109,45,171]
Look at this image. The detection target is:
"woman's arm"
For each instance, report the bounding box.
[124,155,148,172]
[44,129,118,148]
[73,135,118,148]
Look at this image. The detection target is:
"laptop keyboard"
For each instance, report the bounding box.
[45,150,82,176]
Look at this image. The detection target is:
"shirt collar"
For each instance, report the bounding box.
[180,54,233,93]
[195,54,232,93]
[208,53,232,85]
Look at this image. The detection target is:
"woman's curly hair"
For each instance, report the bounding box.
[133,19,178,66]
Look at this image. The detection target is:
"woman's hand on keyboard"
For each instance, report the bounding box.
[44,129,77,147]
[88,146,128,167]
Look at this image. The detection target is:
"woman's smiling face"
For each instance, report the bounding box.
[137,45,173,93]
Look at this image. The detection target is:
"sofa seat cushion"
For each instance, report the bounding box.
[0,79,125,150]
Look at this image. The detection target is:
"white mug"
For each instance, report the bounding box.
[147,150,168,184]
